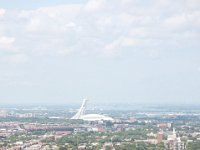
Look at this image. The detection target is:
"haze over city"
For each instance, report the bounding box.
[0,0,200,105]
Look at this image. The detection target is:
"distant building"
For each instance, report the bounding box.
[78,145,86,150]
[157,123,168,128]
[157,132,164,143]
[0,110,8,117]
[71,99,113,121]
[103,142,114,150]
[165,128,185,150]
[167,137,185,150]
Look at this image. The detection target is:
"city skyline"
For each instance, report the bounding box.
[0,0,200,104]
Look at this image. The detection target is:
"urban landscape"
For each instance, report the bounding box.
[0,0,200,149]
[0,100,200,150]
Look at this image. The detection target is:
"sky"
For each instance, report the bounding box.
[0,0,200,105]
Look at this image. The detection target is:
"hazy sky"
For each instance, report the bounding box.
[0,0,200,105]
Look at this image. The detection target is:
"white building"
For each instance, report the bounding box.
[165,128,185,150]
[71,99,113,121]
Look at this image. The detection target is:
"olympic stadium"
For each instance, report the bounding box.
[71,99,113,121]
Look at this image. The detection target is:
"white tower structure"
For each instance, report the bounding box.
[71,99,88,119]
[71,98,113,121]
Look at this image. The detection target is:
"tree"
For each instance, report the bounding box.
[59,147,67,150]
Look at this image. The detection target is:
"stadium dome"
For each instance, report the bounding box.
[71,99,113,121]
[80,114,113,121]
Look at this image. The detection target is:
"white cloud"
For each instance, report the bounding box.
[0,0,200,104]
[21,4,81,33]
[65,22,76,28]
[164,14,188,29]
[26,18,41,32]
[104,40,119,52]
[130,27,148,37]
[84,0,106,12]
[120,37,139,47]
[163,10,200,30]
[186,0,200,9]
[104,36,139,55]
[1,54,28,64]
[0,0,199,60]
[0,36,15,50]
[57,48,73,56]
[118,13,138,25]
[37,4,82,18]
[0,9,5,17]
